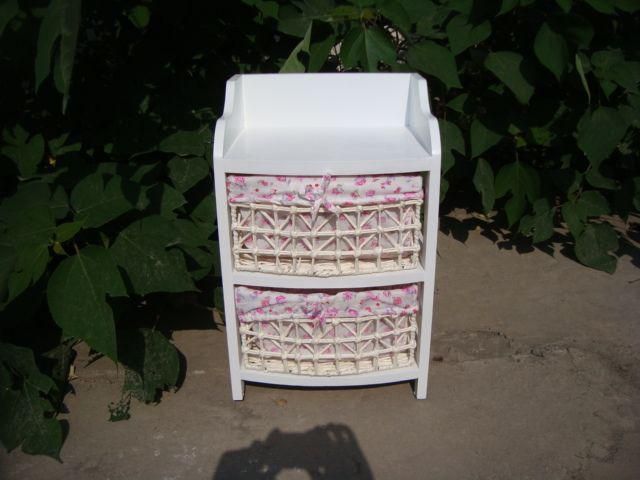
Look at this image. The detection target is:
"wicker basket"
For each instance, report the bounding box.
[236,285,419,376]
[230,200,423,276]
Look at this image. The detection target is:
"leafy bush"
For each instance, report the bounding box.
[0,0,638,459]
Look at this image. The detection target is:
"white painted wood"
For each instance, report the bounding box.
[240,365,420,387]
[222,126,436,176]
[232,267,426,290]
[415,167,441,399]
[213,73,441,401]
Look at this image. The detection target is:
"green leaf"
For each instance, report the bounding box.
[495,160,540,226]
[128,5,150,29]
[407,41,461,89]
[562,190,610,236]
[519,198,555,243]
[111,216,197,296]
[0,183,58,303]
[119,329,179,403]
[584,0,615,13]
[341,26,396,72]
[440,120,464,174]
[473,158,495,213]
[552,14,593,48]
[555,0,572,12]
[0,383,63,459]
[280,19,335,73]
[577,190,610,217]
[378,0,412,32]
[48,132,81,157]
[0,343,57,394]
[0,182,56,247]
[575,54,591,103]
[585,168,617,190]
[58,0,81,112]
[50,185,69,220]
[577,107,628,165]
[281,21,313,73]
[1,128,44,178]
[6,245,49,304]
[190,196,216,225]
[55,221,83,242]
[470,117,502,157]
[0,0,19,37]
[534,23,569,81]
[71,172,136,228]
[35,0,61,92]
[562,202,584,236]
[47,246,126,361]
[607,61,640,93]
[446,14,491,55]
[575,223,618,273]
[147,183,187,218]
[414,2,449,38]
[484,51,534,104]
[158,129,207,157]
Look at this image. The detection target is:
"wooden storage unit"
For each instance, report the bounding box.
[213,73,441,400]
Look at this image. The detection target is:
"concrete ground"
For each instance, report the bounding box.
[2,213,639,480]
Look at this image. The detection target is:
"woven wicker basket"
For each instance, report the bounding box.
[231,200,423,276]
[240,312,418,376]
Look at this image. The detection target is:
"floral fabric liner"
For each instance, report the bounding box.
[227,174,424,212]
[235,284,419,324]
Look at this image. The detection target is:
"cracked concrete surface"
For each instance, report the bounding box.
[1,219,638,479]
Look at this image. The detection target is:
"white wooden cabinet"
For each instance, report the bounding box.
[213,73,441,400]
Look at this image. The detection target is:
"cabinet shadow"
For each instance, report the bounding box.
[213,423,374,479]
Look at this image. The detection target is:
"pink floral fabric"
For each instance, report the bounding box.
[235,284,419,324]
[227,174,424,211]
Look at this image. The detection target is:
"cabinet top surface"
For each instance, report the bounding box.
[217,126,437,175]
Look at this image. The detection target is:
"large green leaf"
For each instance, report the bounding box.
[158,129,207,157]
[58,0,81,112]
[281,21,313,73]
[470,117,502,158]
[119,329,180,403]
[575,223,618,273]
[485,51,534,104]
[378,0,411,32]
[495,160,540,226]
[440,119,464,174]
[71,172,136,228]
[577,107,628,165]
[519,198,555,243]
[111,215,196,296]
[561,190,610,236]
[473,158,495,213]
[341,25,396,72]
[1,127,44,178]
[35,0,81,112]
[552,13,594,48]
[167,156,210,193]
[0,183,56,304]
[0,345,62,457]
[534,23,569,81]
[446,14,491,55]
[47,246,126,360]
[407,40,461,89]
[280,19,335,73]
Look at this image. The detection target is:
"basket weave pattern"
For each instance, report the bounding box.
[240,312,418,376]
[231,200,423,276]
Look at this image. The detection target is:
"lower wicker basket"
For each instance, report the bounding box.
[235,285,419,376]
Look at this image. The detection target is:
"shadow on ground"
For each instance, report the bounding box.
[213,424,373,479]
